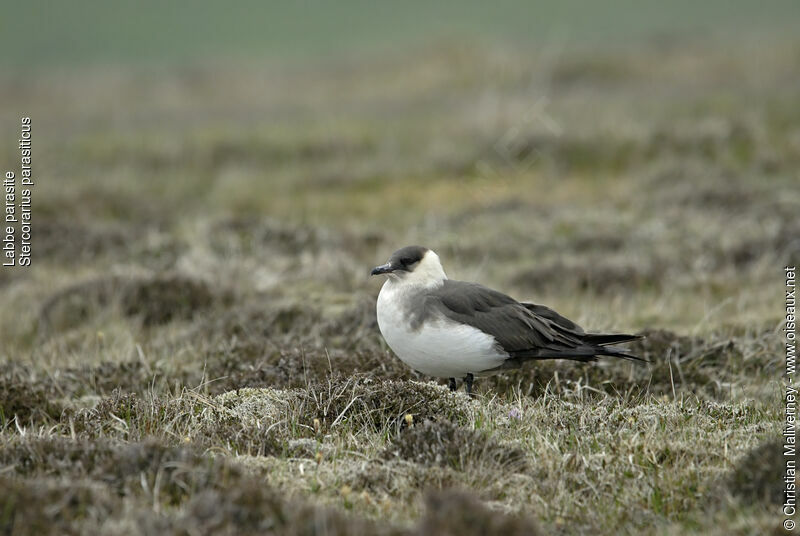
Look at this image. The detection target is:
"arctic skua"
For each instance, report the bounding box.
[371,245,643,396]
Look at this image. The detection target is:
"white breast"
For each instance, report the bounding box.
[376,280,508,378]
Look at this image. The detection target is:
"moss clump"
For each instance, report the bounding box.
[39,272,220,334]
[70,389,154,439]
[727,439,785,505]
[38,276,118,335]
[62,360,153,396]
[120,273,217,326]
[177,481,396,536]
[0,437,397,536]
[0,367,64,425]
[207,376,474,440]
[69,388,289,457]
[0,437,240,505]
[627,328,696,362]
[0,476,115,536]
[35,219,133,264]
[414,489,541,536]
[384,420,527,473]
[302,375,473,432]
[195,300,395,395]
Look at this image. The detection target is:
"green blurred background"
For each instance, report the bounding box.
[1,0,798,67]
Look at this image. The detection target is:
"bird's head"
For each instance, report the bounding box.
[371,245,447,287]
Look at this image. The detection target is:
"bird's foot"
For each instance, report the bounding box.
[463,373,475,398]
[448,377,457,392]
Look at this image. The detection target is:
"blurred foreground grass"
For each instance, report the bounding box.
[0,32,798,535]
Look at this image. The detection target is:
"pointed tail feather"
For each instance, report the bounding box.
[583,333,643,346]
[505,333,647,364]
[595,344,646,362]
[589,332,645,362]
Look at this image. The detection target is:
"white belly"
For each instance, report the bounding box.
[376,281,508,378]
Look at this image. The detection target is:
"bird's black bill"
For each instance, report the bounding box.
[371,263,394,276]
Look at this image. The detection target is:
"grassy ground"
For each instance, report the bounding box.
[0,31,798,534]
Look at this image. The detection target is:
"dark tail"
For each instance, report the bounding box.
[585,332,645,362]
[508,333,646,363]
[583,333,642,346]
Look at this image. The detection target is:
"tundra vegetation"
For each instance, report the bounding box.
[0,29,797,535]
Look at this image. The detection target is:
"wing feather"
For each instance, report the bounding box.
[426,280,642,362]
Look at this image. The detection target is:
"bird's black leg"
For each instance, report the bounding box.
[464,373,474,398]
[448,377,457,392]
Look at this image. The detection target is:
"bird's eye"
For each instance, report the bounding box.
[401,258,415,265]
